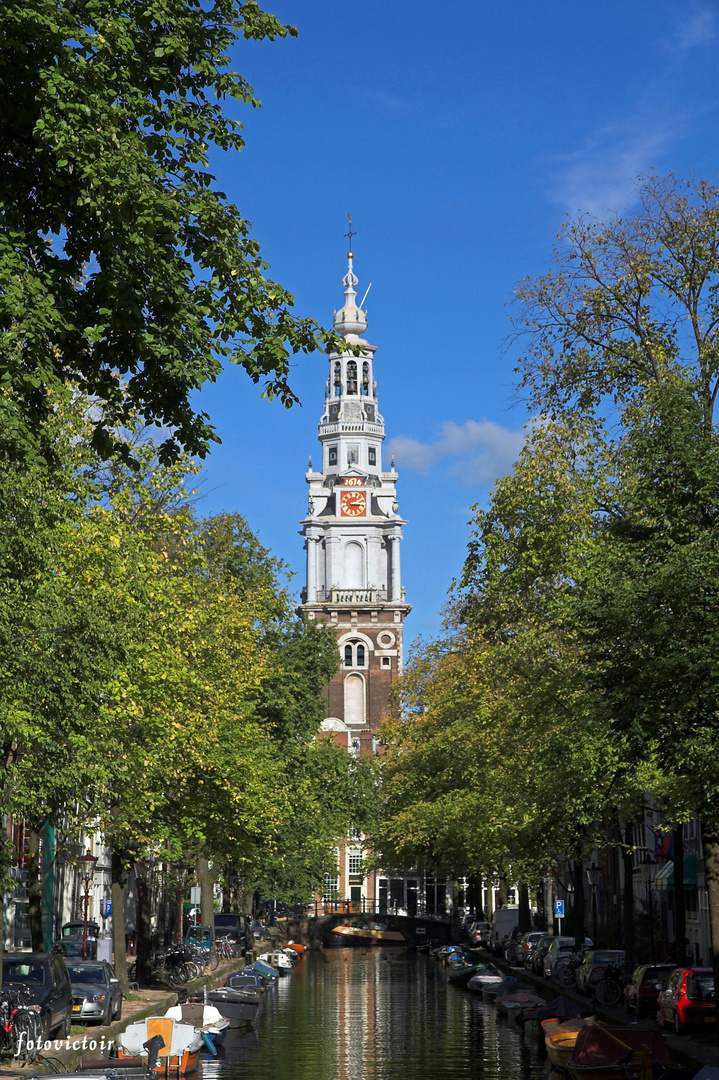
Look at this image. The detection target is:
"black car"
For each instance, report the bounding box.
[2,952,72,1040]
[67,960,122,1025]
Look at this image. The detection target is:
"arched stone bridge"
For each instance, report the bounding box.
[283,910,454,949]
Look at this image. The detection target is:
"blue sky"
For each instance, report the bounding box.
[194,0,719,642]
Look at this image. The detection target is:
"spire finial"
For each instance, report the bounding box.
[344,212,356,256]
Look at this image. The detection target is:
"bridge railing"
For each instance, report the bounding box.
[301,900,450,919]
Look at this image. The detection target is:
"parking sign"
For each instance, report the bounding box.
[554,899,564,919]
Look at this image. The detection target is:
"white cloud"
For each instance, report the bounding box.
[547,110,687,217]
[387,419,527,487]
[546,4,716,216]
[673,4,716,53]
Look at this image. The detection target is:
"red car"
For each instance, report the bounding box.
[656,967,715,1033]
[623,964,674,1017]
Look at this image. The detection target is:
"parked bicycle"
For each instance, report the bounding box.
[0,986,41,1065]
[555,944,593,988]
[592,962,625,1006]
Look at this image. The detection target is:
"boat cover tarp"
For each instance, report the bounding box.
[498,992,546,1007]
[516,995,588,1025]
[691,1070,719,1080]
[570,1026,669,1066]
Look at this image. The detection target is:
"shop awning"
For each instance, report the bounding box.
[653,855,697,891]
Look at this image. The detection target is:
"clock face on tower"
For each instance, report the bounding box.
[340,489,367,517]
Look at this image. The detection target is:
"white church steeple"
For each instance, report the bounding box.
[300,242,408,611]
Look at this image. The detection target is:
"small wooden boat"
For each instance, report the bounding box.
[467,965,504,993]
[118,1018,204,1076]
[326,922,406,946]
[164,1003,230,1047]
[285,941,305,955]
[205,986,262,1028]
[565,1025,670,1079]
[446,962,489,987]
[543,1017,596,1070]
[245,959,279,981]
[257,950,293,974]
[496,991,545,1017]
[224,970,266,993]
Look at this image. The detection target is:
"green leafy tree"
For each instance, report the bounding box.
[0,0,333,462]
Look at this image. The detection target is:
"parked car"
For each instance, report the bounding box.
[54,920,101,959]
[531,934,553,975]
[67,960,122,1026]
[2,952,73,1040]
[543,935,593,979]
[657,967,715,1033]
[214,914,250,955]
[517,931,545,969]
[467,921,491,948]
[490,908,519,955]
[623,964,675,1017]
[575,949,625,994]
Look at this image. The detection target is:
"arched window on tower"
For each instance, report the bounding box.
[356,643,366,667]
[334,361,341,397]
[362,362,370,395]
[344,644,353,667]
[342,639,368,669]
[346,360,358,395]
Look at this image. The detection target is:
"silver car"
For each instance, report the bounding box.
[68,960,122,1025]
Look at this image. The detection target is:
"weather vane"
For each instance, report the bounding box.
[344,212,356,253]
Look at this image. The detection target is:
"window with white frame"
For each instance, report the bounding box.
[323,849,340,899]
[347,851,364,876]
[342,639,367,667]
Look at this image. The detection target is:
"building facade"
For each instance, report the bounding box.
[298,248,417,911]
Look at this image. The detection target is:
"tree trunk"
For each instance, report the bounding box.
[497,872,509,908]
[111,844,130,995]
[622,822,636,975]
[518,882,532,932]
[27,822,45,952]
[572,858,586,949]
[700,822,719,1034]
[673,825,686,965]
[197,855,215,930]
[135,862,153,986]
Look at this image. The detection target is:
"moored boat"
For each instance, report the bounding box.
[565,1025,671,1079]
[164,1003,230,1047]
[543,1017,595,1071]
[446,962,489,987]
[326,922,406,946]
[118,1017,204,1076]
[205,986,262,1028]
[495,991,545,1017]
[257,950,294,974]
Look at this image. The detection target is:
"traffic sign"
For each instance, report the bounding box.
[554,899,565,918]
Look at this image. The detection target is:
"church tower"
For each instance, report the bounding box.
[299,246,410,760]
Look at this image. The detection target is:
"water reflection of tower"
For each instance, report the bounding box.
[335,951,377,1080]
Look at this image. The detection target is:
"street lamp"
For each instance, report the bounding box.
[638,855,658,962]
[176,865,188,945]
[586,863,601,946]
[78,849,98,960]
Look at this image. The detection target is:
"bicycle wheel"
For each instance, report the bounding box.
[209,949,220,971]
[166,963,188,986]
[595,978,621,1006]
[12,1011,38,1064]
[558,965,577,988]
[184,961,200,981]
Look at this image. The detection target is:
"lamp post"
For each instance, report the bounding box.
[586,863,601,947]
[176,865,188,945]
[639,855,658,962]
[78,849,98,960]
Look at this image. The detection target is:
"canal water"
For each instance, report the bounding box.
[200,951,553,1080]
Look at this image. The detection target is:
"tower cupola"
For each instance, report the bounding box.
[333,250,368,339]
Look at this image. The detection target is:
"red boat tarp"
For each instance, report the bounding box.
[570,1026,669,1066]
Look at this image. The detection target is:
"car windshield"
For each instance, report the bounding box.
[643,966,672,983]
[593,952,624,964]
[686,975,715,1002]
[2,961,46,986]
[68,965,105,985]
